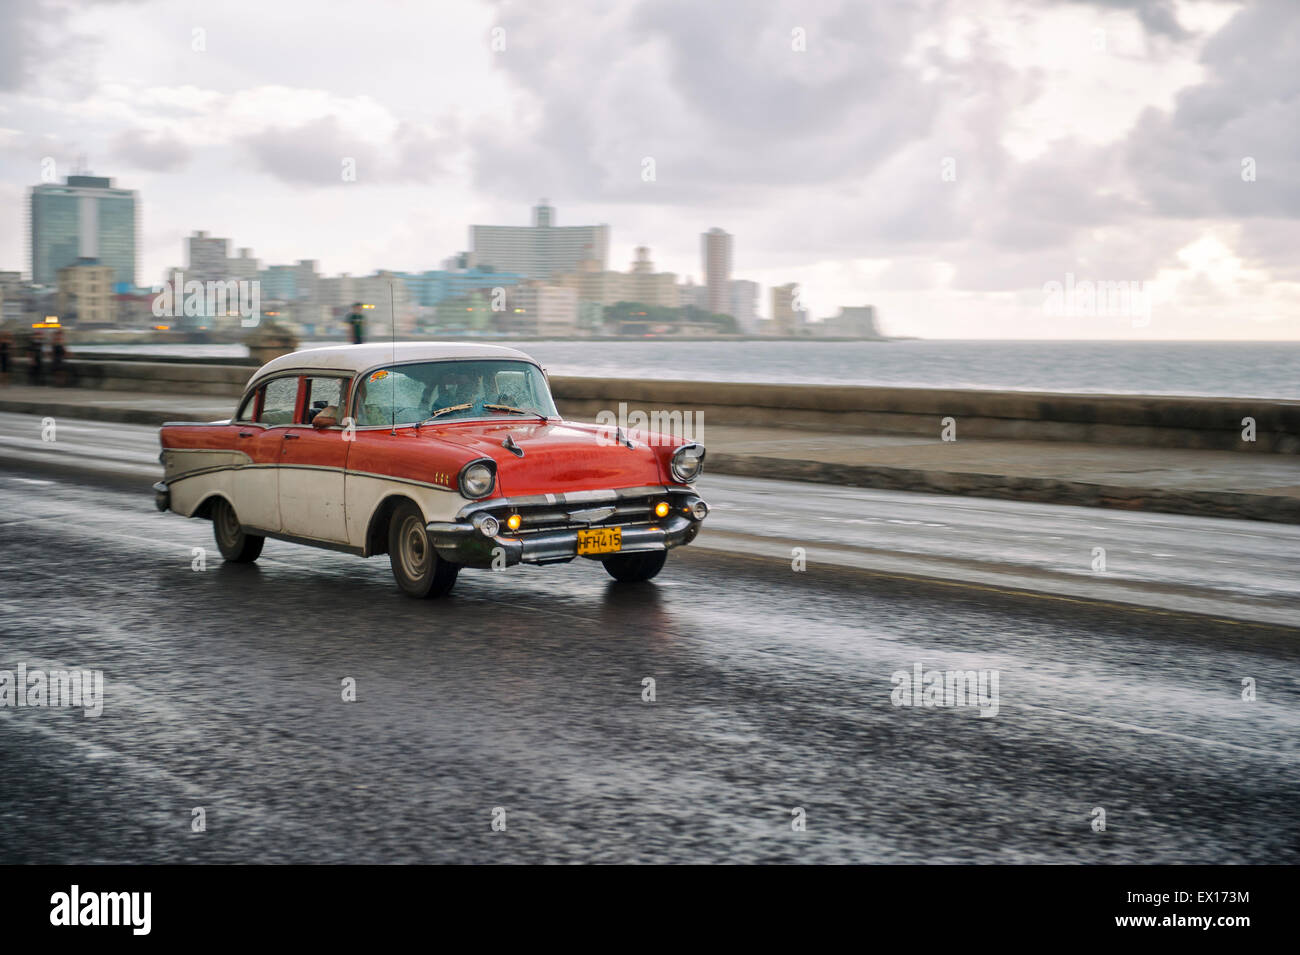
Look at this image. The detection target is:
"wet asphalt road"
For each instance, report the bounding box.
[1,464,1298,863]
[4,411,1300,626]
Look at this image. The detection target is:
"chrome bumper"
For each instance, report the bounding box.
[153,481,170,513]
[426,487,707,567]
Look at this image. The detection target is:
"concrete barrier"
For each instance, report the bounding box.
[550,378,1300,454]
[701,452,1300,524]
[67,359,252,397]
[62,358,1299,453]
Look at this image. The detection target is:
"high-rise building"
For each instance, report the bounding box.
[228,248,260,283]
[701,227,732,316]
[771,283,801,335]
[173,234,259,289]
[472,200,609,280]
[29,174,137,288]
[729,279,759,333]
[186,231,230,283]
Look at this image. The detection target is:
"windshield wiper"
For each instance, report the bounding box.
[416,403,473,427]
[483,403,547,420]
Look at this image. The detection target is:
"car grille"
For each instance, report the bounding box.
[478,497,665,536]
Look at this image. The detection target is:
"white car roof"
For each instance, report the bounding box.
[249,341,539,384]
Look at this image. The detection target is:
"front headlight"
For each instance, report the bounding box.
[670,443,705,483]
[458,459,496,499]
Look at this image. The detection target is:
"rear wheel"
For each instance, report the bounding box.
[211,497,264,563]
[601,550,667,583]
[388,500,459,598]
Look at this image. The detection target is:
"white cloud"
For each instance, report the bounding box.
[0,0,1295,338]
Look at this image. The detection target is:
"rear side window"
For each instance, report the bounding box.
[302,376,349,424]
[258,377,299,425]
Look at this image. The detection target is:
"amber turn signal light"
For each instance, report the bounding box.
[653,501,670,518]
[506,513,522,531]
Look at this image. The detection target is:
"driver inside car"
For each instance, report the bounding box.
[431,366,487,417]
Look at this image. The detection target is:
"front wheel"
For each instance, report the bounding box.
[388,500,459,598]
[601,550,667,583]
[211,497,264,563]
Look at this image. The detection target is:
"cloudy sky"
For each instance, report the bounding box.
[1,0,1297,339]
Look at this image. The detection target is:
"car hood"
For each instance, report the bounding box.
[427,419,669,497]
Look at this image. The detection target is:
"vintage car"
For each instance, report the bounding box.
[155,342,708,597]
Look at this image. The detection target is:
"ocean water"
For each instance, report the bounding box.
[72,339,1300,399]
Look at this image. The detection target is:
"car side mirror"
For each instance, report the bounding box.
[312,407,340,429]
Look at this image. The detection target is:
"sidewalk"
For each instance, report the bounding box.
[2,383,1298,523]
[0,385,231,425]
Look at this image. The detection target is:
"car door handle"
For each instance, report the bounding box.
[284,432,301,439]
[238,431,254,438]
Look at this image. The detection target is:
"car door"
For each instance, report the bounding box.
[230,375,297,533]
[278,374,352,543]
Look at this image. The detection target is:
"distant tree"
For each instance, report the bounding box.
[681,305,738,333]
[601,300,739,333]
[705,312,738,333]
[604,300,686,324]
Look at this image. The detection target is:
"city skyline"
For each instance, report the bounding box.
[72,195,808,329]
[0,1,1297,339]
[20,180,809,325]
[154,212,793,337]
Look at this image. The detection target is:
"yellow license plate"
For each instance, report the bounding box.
[577,527,622,555]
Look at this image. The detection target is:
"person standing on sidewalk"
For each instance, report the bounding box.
[346,303,365,345]
[0,330,11,386]
[27,330,44,385]
[51,328,68,386]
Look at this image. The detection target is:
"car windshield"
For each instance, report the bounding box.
[353,359,557,427]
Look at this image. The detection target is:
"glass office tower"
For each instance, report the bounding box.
[30,175,137,288]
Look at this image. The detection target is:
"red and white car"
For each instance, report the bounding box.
[155,343,708,597]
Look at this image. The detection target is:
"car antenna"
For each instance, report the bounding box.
[389,281,397,436]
